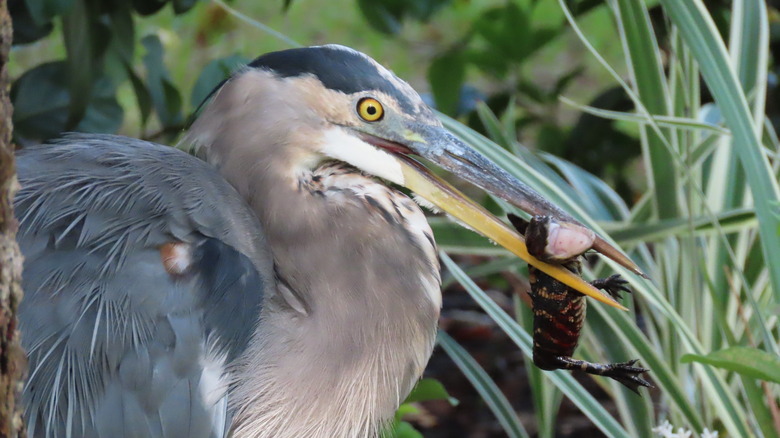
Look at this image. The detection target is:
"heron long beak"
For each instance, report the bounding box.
[363,123,644,310]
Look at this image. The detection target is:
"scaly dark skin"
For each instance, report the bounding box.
[508,214,652,394]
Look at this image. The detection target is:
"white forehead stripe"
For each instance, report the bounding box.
[319,128,405,186]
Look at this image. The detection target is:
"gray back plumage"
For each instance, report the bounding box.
[15,133,273,438]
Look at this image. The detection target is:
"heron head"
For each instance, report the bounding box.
[190,45,641,307]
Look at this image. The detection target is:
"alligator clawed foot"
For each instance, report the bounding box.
[591,274,632,300]
[601,359,653,393]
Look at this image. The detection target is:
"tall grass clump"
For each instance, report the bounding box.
[437,1,780,437]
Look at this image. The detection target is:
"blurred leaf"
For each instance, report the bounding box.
[124,62,153,128]
[408,0,450,20]
[24,0,74,24]
[541,152,630,221]
[108,2,135,63]
[561,96,731,135]
[661,0,780,307]
[536,124,567,155]
[604,208,757,244]
[388,401,426,438]
[475,104,568,186]
[131,0,167,15]
[395,403,419,419]
[429,217,507,256]
[190,54,250,109]
[614,0,677,219]
[682,347,780,383]
[356,0,450,34]
[438,331,530,438]
[475,100,518,152]
[584,309,655,438]
[465,47,511,77]
[392,421,423,438]
[142,34,184,129]
[9,0,54,44]
[561,86,640,199]
[62,0,104,129]
[172,0,197,14]
[403,378,458,405]
[162,81,183,122]
[473,4,529,62]
[529,27,559,55]
[452,85,485,116]
[11,62,123,140]
[441,257,520,289]
[553,66,585,96]
[356,0,402,35]
[428,49,465,116]
[517,80,547,104]
[564,0,603,16]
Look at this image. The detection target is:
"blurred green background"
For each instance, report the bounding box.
[8,0,656,200]
[8,1,780,437]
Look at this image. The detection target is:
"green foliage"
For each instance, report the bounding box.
[438,331,530,438]
[190,54,250,111]
[682,347,780,384]
[385,378,457,438]
[11,62,123,139]
[427,50,465,117]
[9,0,209,142]
[356,0,450,35]
[422,1,579,115]
[433,1,780,437]
[141,35,184,134]
[355,0,646,202]
[402,378,457,406]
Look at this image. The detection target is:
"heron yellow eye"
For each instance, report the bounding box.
[357,98,384,122]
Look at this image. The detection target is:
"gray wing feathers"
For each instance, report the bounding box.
[16,134,272,438]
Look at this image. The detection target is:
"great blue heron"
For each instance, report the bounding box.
[14,45,641,438]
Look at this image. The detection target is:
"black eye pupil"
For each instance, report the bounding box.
[366,106,376,115]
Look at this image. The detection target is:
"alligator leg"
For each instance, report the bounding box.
[509,213,652,393]
[591,274,632,300]
[549,357,652,394]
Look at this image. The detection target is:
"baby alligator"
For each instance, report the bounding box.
[508,214,652,393]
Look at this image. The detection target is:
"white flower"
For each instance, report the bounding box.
[701,428,719,438]
[673,428,692,438]
[651,421,716,438]
[652,420,674,437]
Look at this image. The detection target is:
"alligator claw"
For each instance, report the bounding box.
[591,274,632,300]
[600,359,653,393]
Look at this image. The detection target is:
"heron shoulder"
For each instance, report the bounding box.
[15,133,272,438]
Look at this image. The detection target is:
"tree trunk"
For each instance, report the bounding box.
[0,0,26,436]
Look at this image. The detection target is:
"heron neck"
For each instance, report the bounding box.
[183,73,441,437]
[225,163,440,438]
[190,129,441,437]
